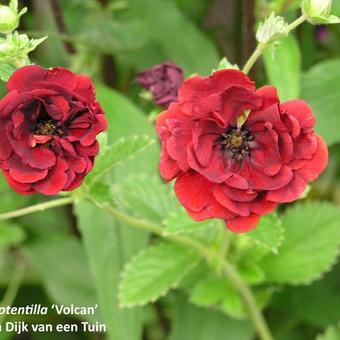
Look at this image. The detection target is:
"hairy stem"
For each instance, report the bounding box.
[0,197,75,221]
[101,203,273,340]
[242,42,266,75]
[242,15,306,74]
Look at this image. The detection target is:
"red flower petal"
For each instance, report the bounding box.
[174,171,215,212]
[266,174,307,203]
[33,158,69,195]
[178,69,255,115]
[281,100,315,129]
[227,214,261,233]
[296,135,328,182]
[7,155,48,183]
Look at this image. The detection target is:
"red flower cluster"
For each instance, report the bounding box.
[0,66,107,195]
[156,70,328,232]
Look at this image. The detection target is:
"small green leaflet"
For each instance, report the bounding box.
[86,135,155,186]
[119,243,200,307]
[0,64,16,82]
[163,208,215,235]
[190,276,245,319]
[189,275,273,319]
[213,57,239,72]
[246,214,284,254]
[114,174,179,223]
[261,202,340,285]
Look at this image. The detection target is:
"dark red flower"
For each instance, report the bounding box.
[0,65,107,195]
[137,62,184,108]
[156,69,328,232]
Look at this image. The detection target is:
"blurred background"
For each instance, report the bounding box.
[1,0,340,339]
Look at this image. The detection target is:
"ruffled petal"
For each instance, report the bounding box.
[227,214,261,233]
[281,100,315,130]
[296,135,328,182]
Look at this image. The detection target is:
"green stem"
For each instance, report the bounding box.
[286,15,306,32]
[0,197,75,221]
[0,260,26,325]
[242,15,306,74]
[100,204,273,340]
[242,42,267,75]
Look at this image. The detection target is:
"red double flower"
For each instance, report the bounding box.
[156,70,328,232]
[0,66,107,195]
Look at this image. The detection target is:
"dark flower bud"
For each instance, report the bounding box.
[137,62,184,109]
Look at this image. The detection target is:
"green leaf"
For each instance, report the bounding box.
[22,221,99,322]
[114,174,179,223]
[169,295,254,340]
[116,0,219,75]
[261,202,340,285]
[119,243,199,307]
[87,135,155,186]
[246,214,284,254]
[79,17,148,53]
[0,64,16,82]
[271,263,340,327]
[263,35,301,101]
[76,200,147,339]
[302,59,340,145]
[317,325,340,340]
[163,208,215,235]
[0,222,25,248]
[190,276,245,318]
[237,264,266,284]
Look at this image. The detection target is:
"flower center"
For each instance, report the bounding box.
[33,119,58,136]
[220,128,254,160]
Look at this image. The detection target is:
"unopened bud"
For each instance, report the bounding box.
[256,13,289,45]
[302,0,340,25]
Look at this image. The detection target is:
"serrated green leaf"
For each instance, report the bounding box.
[271,263,340,327]
[246,214,284,254]
[261,202,340,285]
[0,64,16,82]
[317,325,340,340]
[302,59,340,145]
[169,295,254,340]
[88,182,113,207]
[190,276,245,319]
[0,222,25,248]
[87,135,155,186]
[119,243,199,307]
[263,35,301,101]
[163,208,215,235]
[114,174,179,223]
[238,264,266,284]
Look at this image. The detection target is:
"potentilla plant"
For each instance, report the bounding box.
[0,1,339,340]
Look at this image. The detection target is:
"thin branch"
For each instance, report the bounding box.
[49,0,77,54]
[0,197,75,221]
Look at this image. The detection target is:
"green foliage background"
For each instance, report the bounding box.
[1,0,340,340]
